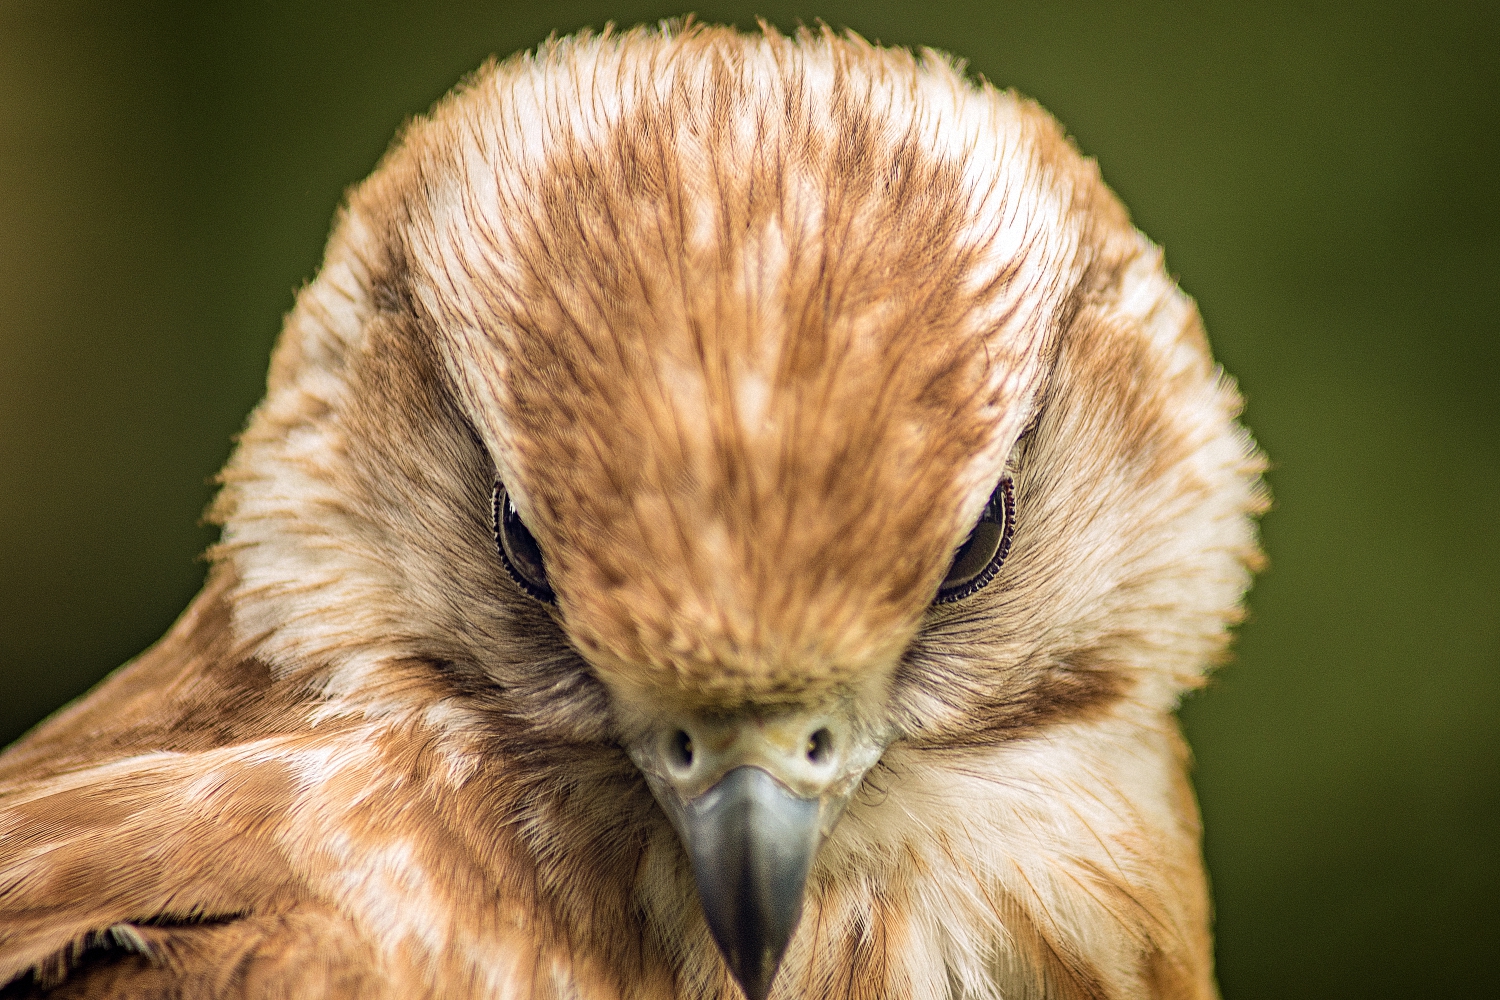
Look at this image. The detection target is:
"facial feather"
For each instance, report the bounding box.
[222,25,1098,716]
[1,22,1262,999]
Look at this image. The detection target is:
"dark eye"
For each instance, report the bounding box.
[934,477,1014,604]
[492,482,553,603]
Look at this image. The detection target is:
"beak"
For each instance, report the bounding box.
[678,766,818,1000]
[628,708,886,1000]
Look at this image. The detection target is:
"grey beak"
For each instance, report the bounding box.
[680,766,821,1000]
[626,706,888,999]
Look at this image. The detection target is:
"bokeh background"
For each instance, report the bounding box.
[2,1,1495,996]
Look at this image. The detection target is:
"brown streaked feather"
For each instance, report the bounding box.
[0,904,382,1000]
[0,569,310,785]
[1,21,1261,999]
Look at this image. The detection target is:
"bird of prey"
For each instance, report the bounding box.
[0,24,1265,1000]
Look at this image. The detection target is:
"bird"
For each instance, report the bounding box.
[0,22,1265,1000]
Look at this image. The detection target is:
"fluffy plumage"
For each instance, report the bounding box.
[0,23,1264,999]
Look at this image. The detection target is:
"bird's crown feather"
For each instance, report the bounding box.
[220,24,1183,716]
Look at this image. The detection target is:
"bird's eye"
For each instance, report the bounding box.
[934,477,1014,604]
[492,482,554,603]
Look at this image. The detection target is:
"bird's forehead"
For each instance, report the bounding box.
[408,37,1080,702]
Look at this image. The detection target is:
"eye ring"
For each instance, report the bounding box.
[934,476,1014,604]
[492,482,554,603]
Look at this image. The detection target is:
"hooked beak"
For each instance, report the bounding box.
[629,709,886,1000]
[678,766,818,1000]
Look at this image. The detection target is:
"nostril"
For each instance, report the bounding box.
[668,729,695,770]
[806,727,833,765]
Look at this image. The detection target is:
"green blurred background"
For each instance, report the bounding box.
[1,1,1495,996]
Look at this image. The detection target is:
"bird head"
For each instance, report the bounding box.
[212,24,1263,1000]
[458,113,1040,989]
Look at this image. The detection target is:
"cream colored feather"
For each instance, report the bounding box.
[0,23,1263,999]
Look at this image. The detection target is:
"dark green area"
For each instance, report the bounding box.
[1,2,1495,996]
